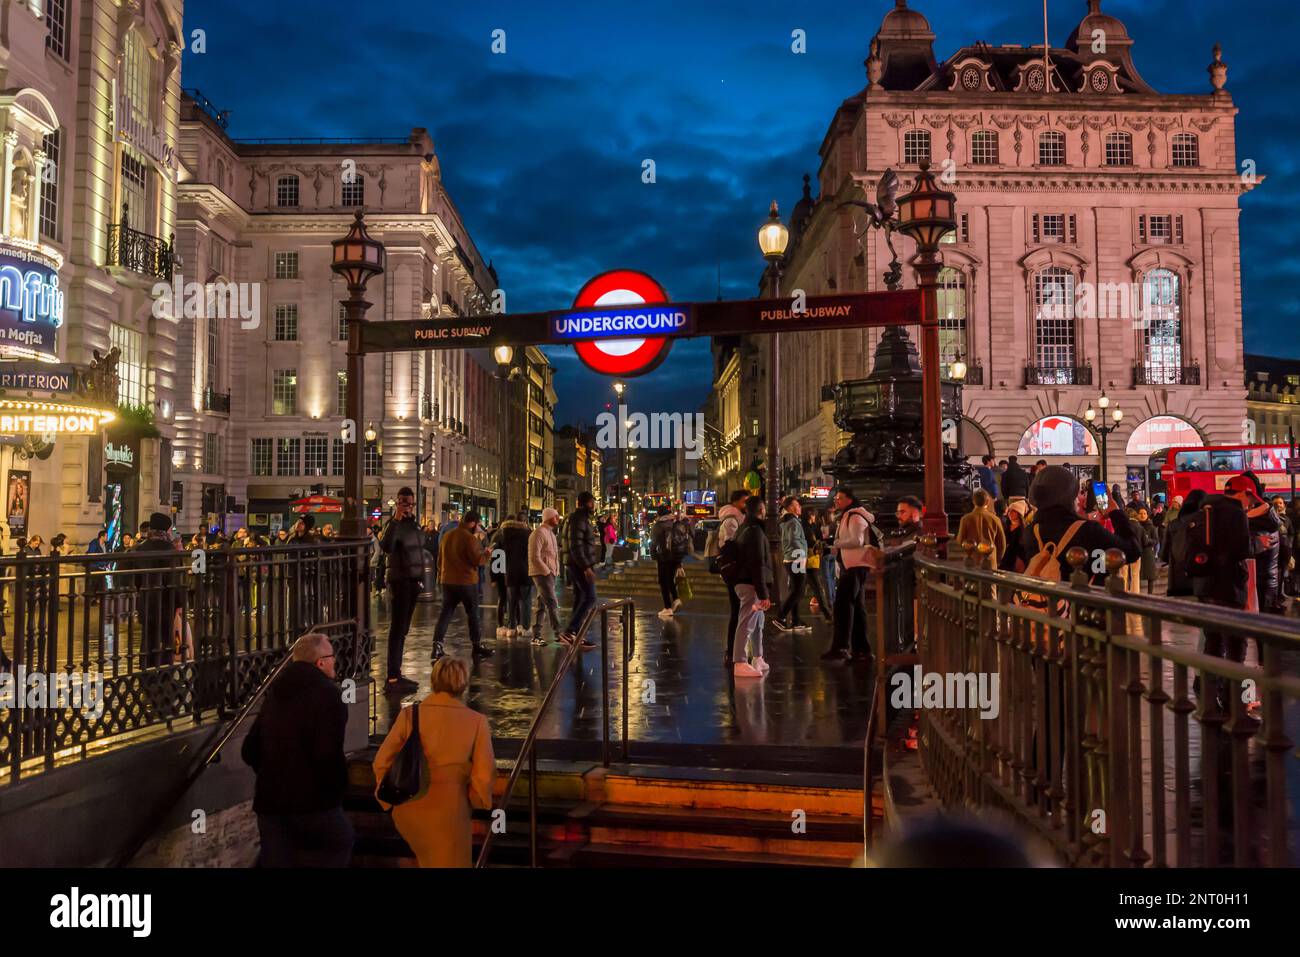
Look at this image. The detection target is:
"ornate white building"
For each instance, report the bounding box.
[769,0,1256,499]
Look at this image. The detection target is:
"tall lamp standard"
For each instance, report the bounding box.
[895,160,957,543]
[1084,392,1124,483]
[613,380,626,538]
[331,211,385,538]
[758,200,789,539]
[494,345,515,522]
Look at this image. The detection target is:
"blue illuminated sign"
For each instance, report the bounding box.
[550,305,692,341]
[0,244,64,358]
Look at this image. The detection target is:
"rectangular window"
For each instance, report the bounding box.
[1105,133,1133,167]
[337,302,348,340]
[39,130,60,241]
[252,438,272,476]
[331,438,345,476]
[304,437,328,476]
[1041,214,1065,242]
[1038,132,1065,166]
[342,175,365,207]
[272,369,297,415]
[120,149,149,232]
[1034,269,1077,376]
[275,438,300,476]
[276,176,299,207]
[111,323,146,407]
[273,304,298,341]
[970,131,998,165]
[364,442,381,477]
[45,0,69,59]
[336,371,348,417]
[1172,134,1199,168]
[207,317,219,389]
[903,130,930,165]
[204,433,222,474]
[273,252,298,279]
[1148,215,1172,243]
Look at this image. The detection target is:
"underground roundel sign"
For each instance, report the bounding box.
[568,269,674,377]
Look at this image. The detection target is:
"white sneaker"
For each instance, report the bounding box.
[754,656,770,675]
[733,662,764,678]
[672,598,682,611]
[657,608,674,619]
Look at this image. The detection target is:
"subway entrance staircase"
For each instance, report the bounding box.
[347,739,876,867]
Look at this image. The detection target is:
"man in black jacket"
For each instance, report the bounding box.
[1190,479,1255,711]
[560,491,600,649]
[1000,456,1031,501]
[378,487,425,693]
[241,632,352,867]
[131,512,185,671]
[1020,466,1141,584]
[731,496,773,678]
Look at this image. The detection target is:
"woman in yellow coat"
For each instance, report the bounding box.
[372,657,495,867]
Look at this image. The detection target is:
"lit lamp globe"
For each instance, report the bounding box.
[493,345,514,367]
[757,201,789,262]
[1098,392,1110,410]
[1113,407,1124,424]
[1085,405,1097,423]
[364,422,377,443]
[949,357,968,382]
[895,160,957,251]
[330,211,385,290]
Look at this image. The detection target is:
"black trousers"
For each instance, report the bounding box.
[832,566,870,654]
[778,565,805,625]
[725,585,740,662]
[657,559,681,609]
[256,808,353,868]
[386,578,421,679]
[434,583,482,649]
[805,564,834,622]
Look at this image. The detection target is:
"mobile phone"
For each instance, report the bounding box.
[1091,481,1109,509]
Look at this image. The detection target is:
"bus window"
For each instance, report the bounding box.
[1246,447,1288,471]
[1175,451,1211,472]
[1210,450,1244,472]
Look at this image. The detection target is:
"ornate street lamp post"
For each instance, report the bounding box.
[895,160,957,542]
[758,200,789,539]
[1085,391,1124,483]
[331,211,385,538]
[613,379,626,539]
[494,345,515,522]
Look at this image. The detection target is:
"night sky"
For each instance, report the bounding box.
[183,0,1298,426]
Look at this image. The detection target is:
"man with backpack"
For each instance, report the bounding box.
[651,509,691,619]
[1019,466,1140,589]
[712,490,749,666]
[823,485,882,663]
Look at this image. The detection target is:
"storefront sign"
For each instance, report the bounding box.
[7,469,30,533]
[105,440,137,472]
[0,242,64,359]
[0,412,96,434]
[113,83,179,174]
[0,362,82,394]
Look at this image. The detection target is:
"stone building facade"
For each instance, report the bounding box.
[173,91,527,531]
[1246,354,1300,451]
[767,1,1255,500]
[1,0,186,548]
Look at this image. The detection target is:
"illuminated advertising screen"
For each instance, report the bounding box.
[0,242,64,359]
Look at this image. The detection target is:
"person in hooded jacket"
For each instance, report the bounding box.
[730,496,773,679]
[1019,467,1140,586]
[378,487,427,692]
[823,485,881,663]
[715,490,748,666]
[999,456,1031,501]
[651,509,691,618]
[493,512,533,637]
[242,632,351,867]
[1240,472,1283,614]
[1163,488,1207,598]
[772,496,812,633]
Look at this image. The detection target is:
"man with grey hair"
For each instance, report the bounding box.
[241,632,352,866]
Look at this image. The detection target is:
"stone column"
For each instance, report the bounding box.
[2,130,16,238]
[30,149,46,242]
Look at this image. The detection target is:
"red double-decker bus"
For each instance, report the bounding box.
[1159,444,1293,500]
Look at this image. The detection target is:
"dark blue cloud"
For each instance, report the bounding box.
[184,0,1299,423]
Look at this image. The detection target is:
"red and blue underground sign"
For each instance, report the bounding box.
[554,269,690,377]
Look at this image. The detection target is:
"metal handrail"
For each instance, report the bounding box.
[110,619,354,866]
[475,597,634,869]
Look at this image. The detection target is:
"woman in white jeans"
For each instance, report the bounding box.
[729,497,773,679]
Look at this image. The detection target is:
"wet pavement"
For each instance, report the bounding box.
[368,581,873,747]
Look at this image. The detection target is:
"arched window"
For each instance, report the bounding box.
[903,129,931,165]
[1171,133,1199,167]
[275,174,299,207]
[341,173,365,207]
[937,267,967,368]
[1038,130,1065,166]
[970,130,999,165]
[1105,132,1133,166]
[1033,266,1076,382]
[1140,269,1182,384]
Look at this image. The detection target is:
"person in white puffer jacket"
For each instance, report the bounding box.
[528,508,562,645]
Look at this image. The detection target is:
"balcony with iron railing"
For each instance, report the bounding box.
[203,388,231,414]
[1133,361,1200,386]
[107,204,176,281]
[1024,362,1093,387]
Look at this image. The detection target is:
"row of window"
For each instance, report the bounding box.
[275,174,365,208]
[250,437,380,477]
[936,266,1185,381]
[901,128,1200,169]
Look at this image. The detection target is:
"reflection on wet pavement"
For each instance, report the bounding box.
[369,589,872,747]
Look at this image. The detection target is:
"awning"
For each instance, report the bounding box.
[289,495,342,514]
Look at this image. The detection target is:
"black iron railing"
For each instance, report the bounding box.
[1133,363,1201,386]
[1024,363,1093,386]
[913,541,1300,867]
[107,219,175,280]
[204,388,231,413]
[0,541,373,784]
[182,88,230,129]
